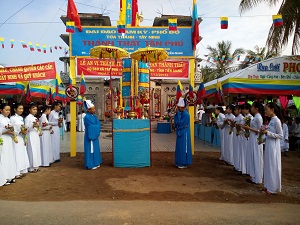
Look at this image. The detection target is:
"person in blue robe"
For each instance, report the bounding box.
[83,100,102,170]
[174,97,192,168]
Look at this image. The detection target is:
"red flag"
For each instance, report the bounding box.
[131,0,138,26]
[67,0,82,32]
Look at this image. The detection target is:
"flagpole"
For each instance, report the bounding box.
[70,56,77,157]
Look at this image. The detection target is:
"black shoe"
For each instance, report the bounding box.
[54,160,61,163]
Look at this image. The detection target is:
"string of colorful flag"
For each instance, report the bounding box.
[0,37,68,54]
[219,14,283,29]
[164,14,284,31]
[203,54,262,64]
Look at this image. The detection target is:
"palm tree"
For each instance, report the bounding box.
[239,0,300,55]
[201,65,218,83]
[241,45,280,69]
[206,40,245,79]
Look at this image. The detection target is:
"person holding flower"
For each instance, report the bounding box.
[243,102,264,185]
[39,105,53,167]
[214,106,225,161]
[10,103,30,178]
[261,102,283,194]
[232,105,244,172]
[49,102,62,163]
[223,105,235,165]
[241,103,253,175]
[25,103,42,173]
[0,103,17,185]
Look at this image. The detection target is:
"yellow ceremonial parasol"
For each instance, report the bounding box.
[90,45,129,120]
[90,45,129,59]
[130,46,168,63]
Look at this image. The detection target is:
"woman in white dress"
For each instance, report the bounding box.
[25,104,42,172]
[243,102,264,184]
[77,111,86,132]
[241,103,253,175]
[10,103,30,177]
[280,117,289,156]
[0,157,6,186]
[39,105,53,167]
[48,102,62,162]
[0,103,17,185]
[261,102,283,194]
[224,105,235,165]
[214,107,225,161]
[232,105,244,172]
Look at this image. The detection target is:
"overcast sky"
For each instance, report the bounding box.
[0,0,291,73]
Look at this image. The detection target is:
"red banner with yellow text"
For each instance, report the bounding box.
[0,62,56,83]
[77,58,189,79]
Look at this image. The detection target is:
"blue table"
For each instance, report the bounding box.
[113,119,150,168]
[198,124,205,141]
[194,123,200,137]
[213,128,221,147]
[204,126,213,142]
[157,122,171,133]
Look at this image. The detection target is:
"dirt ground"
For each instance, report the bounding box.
[0,151,299,204]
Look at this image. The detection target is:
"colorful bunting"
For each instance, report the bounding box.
[20,40,27,48]
[237,55,240,61]
[66,21,75,33]
[220,17,228,29]
[10,39,14,48]
[36,43,41,52]
[28,42,34,51]
[0,37,4,48]
[43,44,46,53]
[50,45,52,53]
[168,18,178,31]
[192,0,200,50]
[272,14,283,27]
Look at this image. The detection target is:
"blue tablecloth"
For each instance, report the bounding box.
[198,124,205,140]
[204,126,212,142]
[213,128,221,147]
[157,122,171,133]
[113,119,150,168]
[194,124,200,137]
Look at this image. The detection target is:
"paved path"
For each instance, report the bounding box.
[0,200,299,225]
[61,131,219,153]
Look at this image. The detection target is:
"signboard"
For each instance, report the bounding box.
[71,27,193,58]
[77,58,189,79]
[0,62,56,83]
[239,55,300,80]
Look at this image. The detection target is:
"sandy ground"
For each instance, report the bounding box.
[0,151,299,204]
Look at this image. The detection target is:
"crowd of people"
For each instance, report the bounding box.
[210,101,300,195]
[0,102,63,186]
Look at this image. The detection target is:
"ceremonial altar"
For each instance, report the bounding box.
[113,119,150,168]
